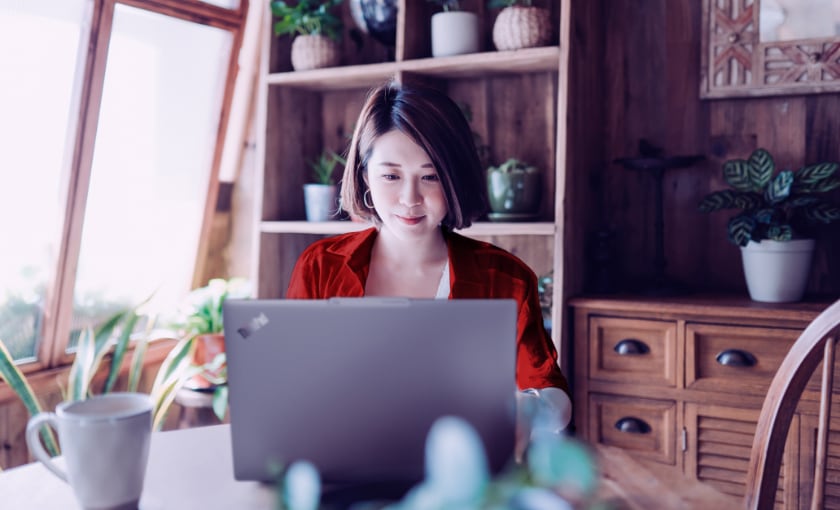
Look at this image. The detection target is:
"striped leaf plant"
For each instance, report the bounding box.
[0,306,200,462]
[698,148,840,247]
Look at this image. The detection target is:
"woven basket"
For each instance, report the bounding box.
[291,35,341,71]
[492,6,552,51]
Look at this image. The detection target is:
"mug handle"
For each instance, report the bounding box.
[25,413,67,482]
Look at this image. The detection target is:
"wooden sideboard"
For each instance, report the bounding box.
[570,295,837,510]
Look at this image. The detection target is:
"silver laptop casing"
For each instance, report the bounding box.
[223,297,517,484]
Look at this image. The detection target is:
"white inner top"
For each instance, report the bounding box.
[435,259,450,299]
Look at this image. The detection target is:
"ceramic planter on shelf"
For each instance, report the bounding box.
[291,35,341,71]
[304,183,339,221]
[740,239,816,303]
[486,167,541,221]
[492,6,552,51]
[431,11,480,57]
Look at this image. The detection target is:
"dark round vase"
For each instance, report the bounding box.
[351,0,398,47]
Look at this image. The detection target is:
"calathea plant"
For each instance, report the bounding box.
[698,148,840,246]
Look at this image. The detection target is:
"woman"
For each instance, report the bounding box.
[287,80,571,435]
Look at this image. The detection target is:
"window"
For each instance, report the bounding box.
[0,0,250,367]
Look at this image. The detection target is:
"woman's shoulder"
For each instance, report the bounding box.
[299,227,377,260]
[447,231,537,279]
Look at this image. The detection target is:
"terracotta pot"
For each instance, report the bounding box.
[188,333,225,390]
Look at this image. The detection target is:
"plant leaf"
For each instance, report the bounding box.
[698,189,737,212]
[0,340,60,456]
[767,224,793,241]
[795,162,838,185]
[723,160,753,192]
[212,384,229,421]
[813,176,840,193]
[765,170,793,204]
[753,208,776,224]
[103,310,140,393]
[748,148,774,190]
[728,214,756,246]
[805,202,840,224]
[733,192,763,210]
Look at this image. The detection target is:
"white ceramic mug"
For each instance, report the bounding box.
[26,392,153,510]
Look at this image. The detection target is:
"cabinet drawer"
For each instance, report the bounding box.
[686,323,799,396]
[589,316,677,387]
[588,393,676,465]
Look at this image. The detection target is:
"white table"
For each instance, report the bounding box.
[0,424,277,509]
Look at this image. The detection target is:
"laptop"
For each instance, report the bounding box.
[223,297,517,486]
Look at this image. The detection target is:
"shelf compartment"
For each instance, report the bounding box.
[265,47,560,91]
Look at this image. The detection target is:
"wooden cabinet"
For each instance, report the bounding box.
[571,295,832,509]
[252,1,573,350]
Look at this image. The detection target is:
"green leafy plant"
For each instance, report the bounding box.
[698,148,840,247]
[488,157,538,174]
[174,277,250,421]
[270,0,344,41]
[308,150,346,185]
[427,0,462,11]
[178,277,250,337]
[0,306,201,461]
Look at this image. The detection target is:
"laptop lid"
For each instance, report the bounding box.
[223,297,517,484]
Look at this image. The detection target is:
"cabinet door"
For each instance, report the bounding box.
[798,414,840,510]
[685,403,798,509]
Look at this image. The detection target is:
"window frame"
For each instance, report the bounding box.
[9,0,250,374]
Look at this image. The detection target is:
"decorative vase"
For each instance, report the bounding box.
[303,184,339,221]
[188,333,226,390]
[291,35,341,71]
[486,169,541,219]
[431,12,480,57]
[740,239,815,303]
[492,6,552,51]
[350,0,398,47]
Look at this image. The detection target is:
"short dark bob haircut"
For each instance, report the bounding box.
[340,80,489,229]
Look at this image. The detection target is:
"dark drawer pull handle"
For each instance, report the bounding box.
[615,417,651,434]
[715,349,757,367]
[614,339,650,355]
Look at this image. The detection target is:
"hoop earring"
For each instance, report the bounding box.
[363,189,374,209]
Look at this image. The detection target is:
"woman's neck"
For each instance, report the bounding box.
[374,226,448,266]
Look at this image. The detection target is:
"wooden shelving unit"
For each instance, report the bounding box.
[252,0,571,353]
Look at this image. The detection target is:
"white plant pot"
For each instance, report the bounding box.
[431,12,480,57]
[740,239,815,303]
[303,184,339,222]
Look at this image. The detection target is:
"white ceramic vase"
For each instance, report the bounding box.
[740,239,815,303]
[431,12,480,57]
[303,184,339,221]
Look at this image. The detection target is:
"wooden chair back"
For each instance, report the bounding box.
[745,299,840,510]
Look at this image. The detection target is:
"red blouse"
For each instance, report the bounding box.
[286,227,570,395]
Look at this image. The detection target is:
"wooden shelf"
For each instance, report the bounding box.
[265,47,561,91]
[259,221,556,236]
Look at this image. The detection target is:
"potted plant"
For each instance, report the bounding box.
[698,148,840,302]
[427,0,480,57]
[488,0,552,51]
[176,277,250,421]
[486,157,542,220]
[304,149,346,221]
[270,0,344,71]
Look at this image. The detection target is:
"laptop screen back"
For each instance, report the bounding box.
[223,297,517,484]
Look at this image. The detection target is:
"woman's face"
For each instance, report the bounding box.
[365,129,448,239]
